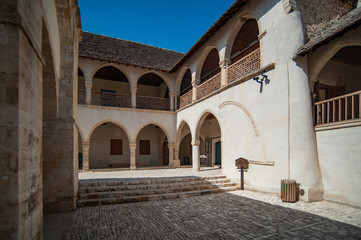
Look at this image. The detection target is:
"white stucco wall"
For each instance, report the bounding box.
[316,124,361,207]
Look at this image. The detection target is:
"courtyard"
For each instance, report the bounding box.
[44,169,361,239]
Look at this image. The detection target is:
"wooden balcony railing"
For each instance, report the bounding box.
[91,92,131,108]
[137,96,170,111]
[197,72,221,100]
[314,90,361,125]
[78,90,85,105]
[228,48,260,83]
[179,90,192,108]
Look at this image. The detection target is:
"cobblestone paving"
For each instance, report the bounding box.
[65,193,361,240]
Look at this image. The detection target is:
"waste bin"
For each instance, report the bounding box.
[281,179,297,202]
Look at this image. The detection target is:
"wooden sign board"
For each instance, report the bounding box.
[235,157,249,169]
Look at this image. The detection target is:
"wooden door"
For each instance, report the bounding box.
[162,141,169,166]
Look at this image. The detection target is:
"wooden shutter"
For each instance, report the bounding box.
[110,139,122,155]
[139,140,150,155]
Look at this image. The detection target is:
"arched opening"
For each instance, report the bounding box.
[89,122,130,169]
[313,46,361,124]
[177,122,192,166]
[196,113,222,167]
[135,124,169,167]
[200,48,220,84]
[179,69,192,108]
[137,73,170,110]
[228,19,261,83]
[92,66,131,108]
[78,68,85,104]
[42,20,59,212]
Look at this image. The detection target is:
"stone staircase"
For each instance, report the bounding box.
[77,175,239,207]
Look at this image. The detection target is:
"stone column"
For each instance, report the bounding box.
[131,86,137,108]
[169,92,177,111]
[129,143,137,169]
[220,59,231,87]
[192,140,200,171]
[82,142,90,171]
[85,81,92,105]
[191,79,200,102]
[168,143,180,167]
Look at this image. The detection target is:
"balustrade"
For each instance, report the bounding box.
[91,92,131,108]
[314,90,361,125]
[137,95,170,111]
[228,48,260,83]
[179,90,193,108]
[78,90,85,105]
[197,73,221,100]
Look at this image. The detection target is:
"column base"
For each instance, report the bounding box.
[299,186,324,202]
[130,165,136,170]
[170,159,180,168]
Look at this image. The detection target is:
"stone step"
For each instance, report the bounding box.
[77,186,240,207]
[78,175,227,188]
[78,182,238,200]
[78,178,232,194]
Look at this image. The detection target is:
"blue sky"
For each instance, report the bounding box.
[78,0,236,53]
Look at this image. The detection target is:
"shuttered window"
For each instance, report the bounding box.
[139,140,150,155]
[110,139,122,155]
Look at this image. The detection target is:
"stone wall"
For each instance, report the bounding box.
[296,0,356,41]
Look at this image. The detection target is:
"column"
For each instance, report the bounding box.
[219,59,231,87]
[131,86,137,108]
[82,141,90,171]
[169,92,177,111]
[168,143,180,167]
[191,78,200,102]
[85,81,92,105]
[192,140,200,171]
[129,143,137,169]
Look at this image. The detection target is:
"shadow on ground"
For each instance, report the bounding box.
[46,193,361,240]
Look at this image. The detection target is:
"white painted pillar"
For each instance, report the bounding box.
[169,92,177,111]
[220,59,231,87]
[192,140,200,171]
[82,141,90,171]
[85,81,92,105]
[131,86,137,108]
[191,79,200,102]
[129,143,137,170]
[288,59,323,202]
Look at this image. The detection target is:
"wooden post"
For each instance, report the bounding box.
[240,167,244,190]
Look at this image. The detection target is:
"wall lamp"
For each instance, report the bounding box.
[253,70,270,93]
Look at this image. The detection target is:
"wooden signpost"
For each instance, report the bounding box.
[235,157,249,190]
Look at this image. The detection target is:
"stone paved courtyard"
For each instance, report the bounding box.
[63,192,361,240]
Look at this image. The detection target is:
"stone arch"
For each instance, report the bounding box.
[310,41,361,84]
[225,16,260,63]
[176,120,193,166]
[87,119,132,143]
[90,62,131,84]
[195,44,220,81]
[137,70,171,90]
[194,109,222,142]
[134,122,170,143]
[176,65,192,94]
[176,120,193,149]
[219,101,259,136]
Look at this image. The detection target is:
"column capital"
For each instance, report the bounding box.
[129,143,137,149]
[84,81,92,88]
[82,141,90,149]
[167,143,176,149]
[191,140,201,146]
[191,78,200,87]
[219,59,231,68]
[131,86,137,93]
[169,91,178,97]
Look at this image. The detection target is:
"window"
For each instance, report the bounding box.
[139,140,150,155]
[110,139,122,155]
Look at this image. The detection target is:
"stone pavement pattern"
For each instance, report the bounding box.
[64,193,361,240]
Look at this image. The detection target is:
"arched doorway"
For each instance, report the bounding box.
[135,124,169,167]
[92,66,131,108]
[89,122,130,169]
[313,46,361,124]
[137,73,170,110]
[177,122,192,166]
[196,113,222,167]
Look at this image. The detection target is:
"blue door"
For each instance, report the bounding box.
[215,141,221,165]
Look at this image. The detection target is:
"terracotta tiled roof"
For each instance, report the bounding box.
[297,7,361,56]
[79,32,184,71]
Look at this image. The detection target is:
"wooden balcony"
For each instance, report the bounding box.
[137,96,170,111]
[197,72,221,100]
[91,92,131,108]
[228,48,260,83]
[179,90,192,108]
[314,90,361,126]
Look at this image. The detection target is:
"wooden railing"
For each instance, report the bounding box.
[228,48,260,83]
[179,90,192,108]
[91,92,131,108]
[78,90,85,105]
[137,96,170,111]
[197,72,221,100]
[314,90,361,125]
